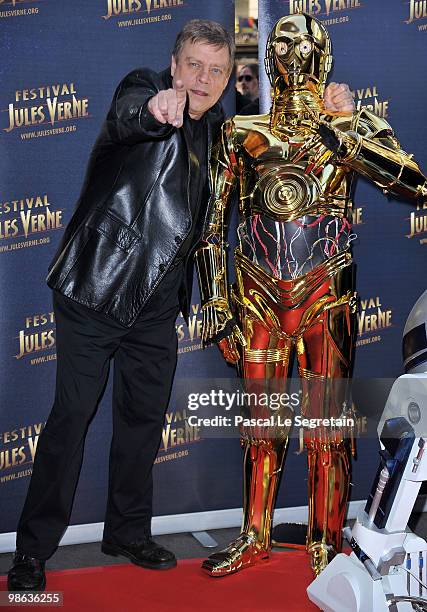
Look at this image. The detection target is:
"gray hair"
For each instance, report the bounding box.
[173,19,235,73]
[240,63,259,80]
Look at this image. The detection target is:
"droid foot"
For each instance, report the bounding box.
[308,542,337,576]
[201,534,269,577]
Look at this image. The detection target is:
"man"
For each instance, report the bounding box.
[195,12,427,578]
[7,18,353,592]
[236,63,259,114]
[8,19,234,593]
[237,63,259,102]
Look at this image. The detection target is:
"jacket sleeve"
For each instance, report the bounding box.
[105,68,175,144]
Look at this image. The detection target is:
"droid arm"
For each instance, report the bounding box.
[319,112,427,202]
[194,120,240,344]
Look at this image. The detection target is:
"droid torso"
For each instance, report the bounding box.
[227,112,356,280]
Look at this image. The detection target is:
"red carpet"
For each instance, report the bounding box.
[0,551,319,611]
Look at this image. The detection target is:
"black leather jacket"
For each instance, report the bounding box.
[47,68,224,327]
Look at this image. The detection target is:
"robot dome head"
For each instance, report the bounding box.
[403,290,427,373]
[265,13,332,93]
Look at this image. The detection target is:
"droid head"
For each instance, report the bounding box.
[403,290,427,374]
[264,13,332,96]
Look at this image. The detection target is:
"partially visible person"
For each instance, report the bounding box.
[236,89,252,113]
[236,63,259,113]
[237,63,259,100]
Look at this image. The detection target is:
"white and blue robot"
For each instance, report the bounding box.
[308,290,427,611]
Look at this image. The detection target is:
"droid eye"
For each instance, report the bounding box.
[299,39,313,57]
[274,41,288,56]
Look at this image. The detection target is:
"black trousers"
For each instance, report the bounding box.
[16,264,183,560]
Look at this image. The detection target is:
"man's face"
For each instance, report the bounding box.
[171,40,231,120]
[237,66,258,100]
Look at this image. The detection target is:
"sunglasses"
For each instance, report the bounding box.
[238,75,254,82]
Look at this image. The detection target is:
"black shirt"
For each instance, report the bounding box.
[173,113,208,264]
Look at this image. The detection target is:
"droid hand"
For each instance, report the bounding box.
[216,319,246,364]
[318,122,342,155]
[201,303,245,364]
[218,335,240,365]
[317,120,359,160]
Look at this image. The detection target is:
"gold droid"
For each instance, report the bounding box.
[195,13,427,577]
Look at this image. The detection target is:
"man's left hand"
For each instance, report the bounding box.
[324,82,354,113]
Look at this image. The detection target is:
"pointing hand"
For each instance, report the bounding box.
[147,80,187,128]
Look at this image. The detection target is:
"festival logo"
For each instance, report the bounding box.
[102,0,183,27]
[0,192,64,254]
[350,205,363,225]
[353,84,390,120]
[405,0,427,29]
[356,295,393,348]
[155,406,200,465]
[15,310,57,365]
[2,82,90,140]
[0,421,44,484]
[287,0,362,25]
[406,201,427,245]
[176,302,203,355]
[0,0,40,19]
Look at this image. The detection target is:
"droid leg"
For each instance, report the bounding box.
[202,304,293,576]
[305,435,351,575]
[202,436,288,576]
[299,289,356,575]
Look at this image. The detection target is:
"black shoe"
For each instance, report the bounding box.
[7,551,46,592]
[101,538,177,570]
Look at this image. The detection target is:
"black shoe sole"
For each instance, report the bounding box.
[7,575,46,592]
[101,542,177,570]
